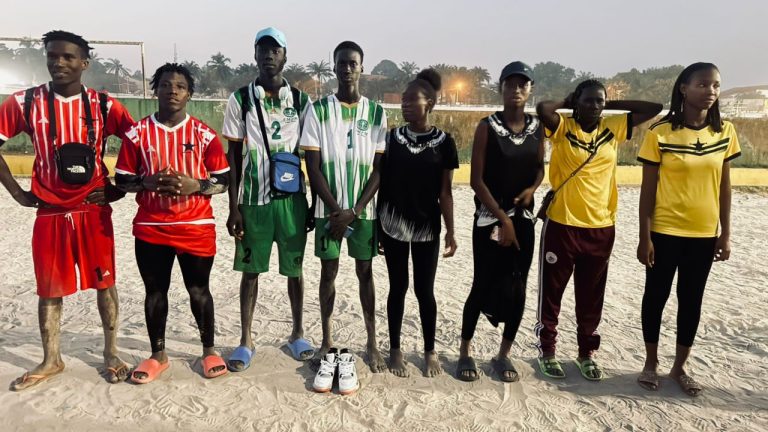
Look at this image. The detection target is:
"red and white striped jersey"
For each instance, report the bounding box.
[115,114,229,226]
[0,84,135,207]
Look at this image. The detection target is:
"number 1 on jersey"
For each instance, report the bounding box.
[346,129,352,149]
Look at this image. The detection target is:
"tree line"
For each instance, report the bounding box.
[1,41,684,105]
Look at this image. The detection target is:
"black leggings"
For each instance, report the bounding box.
[382,232,440,352]
[461,215,534,342]
[642,232,716,348]
[135,238,216,353]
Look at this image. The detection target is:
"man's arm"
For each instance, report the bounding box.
[305,149,341,214]
[0,148,42,207]
[0,94,43,207]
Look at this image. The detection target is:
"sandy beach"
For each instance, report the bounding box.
[0,179,766,432]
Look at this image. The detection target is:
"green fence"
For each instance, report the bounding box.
[2,94,766,167]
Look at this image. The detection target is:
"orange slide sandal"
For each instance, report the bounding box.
[131,358,170,384]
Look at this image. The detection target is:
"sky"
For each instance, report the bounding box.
[2,0,767,89]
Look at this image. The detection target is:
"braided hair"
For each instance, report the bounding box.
[664,62,722,132]
[571,79,606,121]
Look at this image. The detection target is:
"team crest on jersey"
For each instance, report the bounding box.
[282,107,299,124]
[356,119,370,137]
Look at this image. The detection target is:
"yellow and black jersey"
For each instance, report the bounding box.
[546,113,631,228]
[638,119,741,237]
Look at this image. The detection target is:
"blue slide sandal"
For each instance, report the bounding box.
[227,346,254,372]
[286,338,315,361]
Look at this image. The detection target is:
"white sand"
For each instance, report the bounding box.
[0,179,766,432]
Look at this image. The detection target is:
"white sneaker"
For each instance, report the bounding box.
[312,348,337,393]
[337,349,359,395]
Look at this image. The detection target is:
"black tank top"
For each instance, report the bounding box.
[475,112,542,216]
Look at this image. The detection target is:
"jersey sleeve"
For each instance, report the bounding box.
[222,92,245,142]
[104,97,136,139]
[637,128,661,165]
[114,124,141,175]
[443,135,460,170]
[607,113,630,142]
[375,107,387,153]
[204,135,230,175]
[298,92,312,131]
[723,122,742,162]
[300,103,322,151]
[0,93,26,144]
[545,113,567,143]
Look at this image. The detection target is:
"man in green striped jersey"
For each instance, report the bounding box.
[222,27,315,371]
[301,41,388,372]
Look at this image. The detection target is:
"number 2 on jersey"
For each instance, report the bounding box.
[271,121,282,140]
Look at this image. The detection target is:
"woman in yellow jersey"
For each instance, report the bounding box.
[636,63,740,396]
[535,80,662,380]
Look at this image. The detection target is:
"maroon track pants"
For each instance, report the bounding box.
[534,219,615,358]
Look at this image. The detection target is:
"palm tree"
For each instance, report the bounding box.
[283,63,311,91]
[181,60,202,81]
[469,67,491,87]
[15,39,46,84]
[205,52,232,97]
[104,58,130,93]
[306,60,333,99]
[230,63,259,91]
[399,61,419,80]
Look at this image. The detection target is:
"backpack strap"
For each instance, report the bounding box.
[23,87,35,130]
[290,86,301,110]
[238,85,251,126]
[98,92,109,153]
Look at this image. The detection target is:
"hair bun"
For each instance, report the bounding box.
[416,68,442,92]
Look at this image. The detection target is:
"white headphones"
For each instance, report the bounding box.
[253,78,292,104]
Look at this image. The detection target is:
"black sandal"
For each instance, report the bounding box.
[456,357,479,382]
[492,357,519,382]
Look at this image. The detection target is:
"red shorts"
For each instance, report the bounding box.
[32,204,116,298]
[133,223,216,257]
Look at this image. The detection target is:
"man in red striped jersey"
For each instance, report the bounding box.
[115,63,230,383]
[0,30,135,390]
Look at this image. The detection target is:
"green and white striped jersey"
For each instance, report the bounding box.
[300,94,387,220]
[222,82,311,206]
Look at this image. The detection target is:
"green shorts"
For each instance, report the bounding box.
[314,217,377,261]
[234,194,308,277]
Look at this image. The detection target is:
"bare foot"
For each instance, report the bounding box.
[10,360,65,391]
[367,346,387,373]
[424,350,443,378]
[104,353,131,384]
[388,349,409,378]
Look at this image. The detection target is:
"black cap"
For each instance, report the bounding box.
[499,61,534,84]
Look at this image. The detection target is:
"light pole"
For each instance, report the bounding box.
[454,82,463,105]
